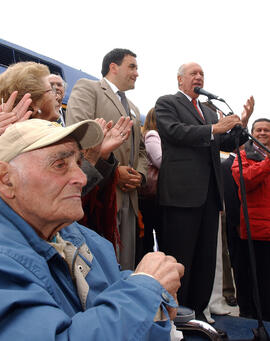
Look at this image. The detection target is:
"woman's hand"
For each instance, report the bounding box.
[0,91,32,135]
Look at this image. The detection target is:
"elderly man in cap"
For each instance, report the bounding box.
[0,119,184,340]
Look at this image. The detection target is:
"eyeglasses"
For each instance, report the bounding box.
[43,87,57,95]
[49,81,64,88]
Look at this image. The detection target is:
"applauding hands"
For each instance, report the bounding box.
[0,91,32,135]
[83,116,133,165]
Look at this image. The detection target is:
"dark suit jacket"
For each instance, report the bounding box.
[155,91,247,209]
[221,154,240,228]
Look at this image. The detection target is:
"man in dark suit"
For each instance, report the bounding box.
[155,62,254,319]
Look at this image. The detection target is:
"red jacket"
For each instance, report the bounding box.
[232,141,270,241]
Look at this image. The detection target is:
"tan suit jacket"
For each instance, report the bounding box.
[66,78,148,214]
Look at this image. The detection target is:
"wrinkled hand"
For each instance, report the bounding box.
[0,91,32,135]
[117,166,142,191]
[241,96,255,128]
[212,114,242,135]
[135,252,184,299]
[99,117,133,159]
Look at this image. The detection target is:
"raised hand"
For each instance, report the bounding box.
[99,117,133,159]
[0,91,32,135]
[83,117,133,165]
[241,95,255,128]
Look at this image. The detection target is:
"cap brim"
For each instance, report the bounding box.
[24,120,103,153]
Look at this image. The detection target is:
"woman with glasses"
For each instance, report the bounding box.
[0,61,59,125]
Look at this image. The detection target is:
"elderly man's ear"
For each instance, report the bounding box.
[0,162,15,199]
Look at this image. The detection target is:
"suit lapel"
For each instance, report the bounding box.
[100,79,128,117]
[100,79,138,126]
[176,92,205,124]
[199,103,212,124]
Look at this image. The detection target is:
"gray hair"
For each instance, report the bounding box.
[177,64,186,77]
[48,74,67,91]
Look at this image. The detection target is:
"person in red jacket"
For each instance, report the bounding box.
[232,118,270,321]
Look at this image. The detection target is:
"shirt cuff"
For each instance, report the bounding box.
[128,272,177,308]
[130,272,156,280]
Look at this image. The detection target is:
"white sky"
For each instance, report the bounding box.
[2,0,270,128]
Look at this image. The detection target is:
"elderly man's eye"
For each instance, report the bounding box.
[53,160,66,168]
[77,160,82,167]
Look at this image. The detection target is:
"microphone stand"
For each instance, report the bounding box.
[207,98,270,341]
[207,99,270,153]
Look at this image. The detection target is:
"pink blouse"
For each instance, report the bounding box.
[144,130,162,169]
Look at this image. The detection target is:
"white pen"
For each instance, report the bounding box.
[153,228,182,339]
[153,229,159,252]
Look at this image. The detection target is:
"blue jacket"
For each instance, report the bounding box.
[0,199,175,340]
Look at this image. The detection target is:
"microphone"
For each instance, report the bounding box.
[194,87,224,102]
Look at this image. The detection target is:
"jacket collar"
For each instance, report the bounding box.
[244,140,265,162]
[175,91,209,124]
[100,78,127,117]
[0,198,85,261]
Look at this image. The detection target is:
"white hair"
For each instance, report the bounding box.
[177,64,186,77]
[48,74,67,91]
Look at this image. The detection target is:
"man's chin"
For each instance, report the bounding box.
[257,139,267,146]
[61,206,84,224]
[128,82,135,90]
[71,209,85,222]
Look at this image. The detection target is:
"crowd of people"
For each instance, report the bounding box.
[0,47,269,340]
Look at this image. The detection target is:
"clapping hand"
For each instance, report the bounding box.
[0,91,32,135]
[83,117,133,165]
[98,116,133,159]
[241,96,255,128]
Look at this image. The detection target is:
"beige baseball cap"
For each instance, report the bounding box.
[0,119,104,162]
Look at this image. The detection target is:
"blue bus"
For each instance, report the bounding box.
[0,38,97,108]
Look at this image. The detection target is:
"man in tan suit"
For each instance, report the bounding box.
[66,48,147,270]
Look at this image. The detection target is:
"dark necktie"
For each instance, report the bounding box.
[192,98,205,121]
[117,91,130,116]
[117,91,134,166]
